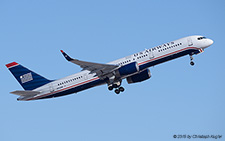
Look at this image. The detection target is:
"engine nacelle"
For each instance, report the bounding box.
[118,62,139,77]
[126,69,151,84]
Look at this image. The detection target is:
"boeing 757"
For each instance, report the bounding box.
[6,35,213,101]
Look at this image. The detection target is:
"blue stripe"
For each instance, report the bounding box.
[139,49,198,70]
[38,79,105,99]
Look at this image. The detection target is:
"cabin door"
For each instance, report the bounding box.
[187,38,193,46]
[149,49,154,59]
[49,83,54,93]
[84,73,88,80]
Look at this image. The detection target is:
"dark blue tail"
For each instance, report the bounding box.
[6,62,52,90]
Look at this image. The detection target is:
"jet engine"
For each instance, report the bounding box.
[126,69,151,84]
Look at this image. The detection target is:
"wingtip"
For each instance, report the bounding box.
[60,50,73,61]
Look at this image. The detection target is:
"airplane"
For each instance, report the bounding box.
[6,35,213,101]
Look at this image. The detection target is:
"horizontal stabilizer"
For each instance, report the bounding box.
[10,90,40,97]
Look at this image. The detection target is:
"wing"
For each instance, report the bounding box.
[60,50,119,77]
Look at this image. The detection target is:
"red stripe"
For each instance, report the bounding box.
[27,47,199,100]
[26,77,100,100]
[6,62,19,68]
[138,47,198,65]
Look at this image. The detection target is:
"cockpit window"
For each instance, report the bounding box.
[197,37,207,40]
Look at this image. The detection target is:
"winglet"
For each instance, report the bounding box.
[60,50,73,61]
[6,62,19,69]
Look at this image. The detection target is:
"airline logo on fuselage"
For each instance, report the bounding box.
[20,72,33,83]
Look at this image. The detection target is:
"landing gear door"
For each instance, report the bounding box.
[187,38,193,46]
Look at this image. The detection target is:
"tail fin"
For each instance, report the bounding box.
[6,62,52,90]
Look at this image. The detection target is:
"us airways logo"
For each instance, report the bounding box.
[20,72,33,83]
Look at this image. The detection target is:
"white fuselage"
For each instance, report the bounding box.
[27,35,213,100]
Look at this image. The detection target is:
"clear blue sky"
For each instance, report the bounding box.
[1,0,224,141]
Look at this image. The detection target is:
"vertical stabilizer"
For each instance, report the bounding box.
[6,62,52,90]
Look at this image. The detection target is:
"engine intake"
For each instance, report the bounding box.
[126,69,151,84]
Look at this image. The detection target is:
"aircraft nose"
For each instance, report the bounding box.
[208,39,214,46]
